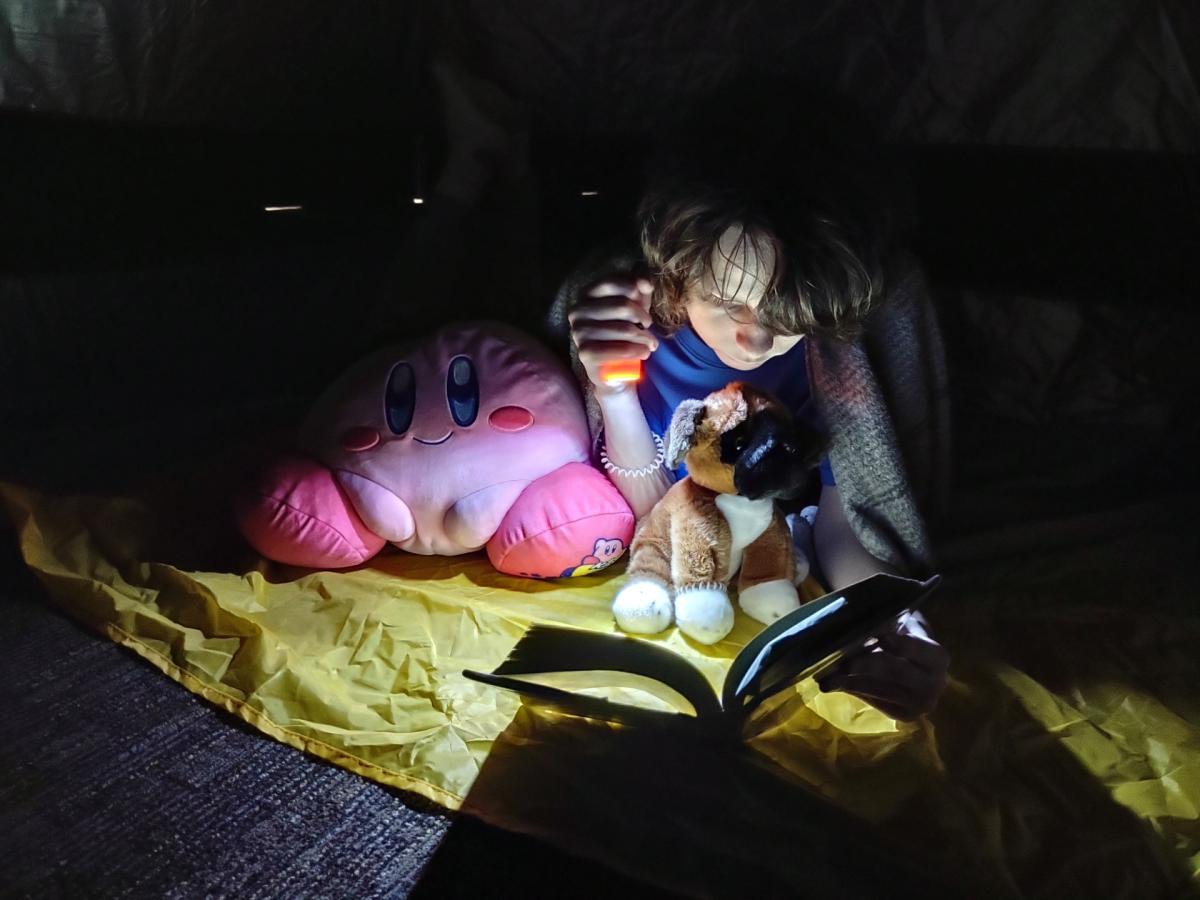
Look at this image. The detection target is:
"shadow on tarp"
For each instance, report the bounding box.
[408,807,687,900]
[419,658,1200,900]
[425,705,978,900]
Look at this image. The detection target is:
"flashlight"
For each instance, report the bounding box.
[597,277,654,385]
[599,359,643,385]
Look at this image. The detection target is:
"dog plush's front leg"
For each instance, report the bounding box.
[612,522,674,635]
[737,512,801,625]
[671,519,735,645]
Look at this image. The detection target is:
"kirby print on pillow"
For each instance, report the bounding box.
[235,322,634,578]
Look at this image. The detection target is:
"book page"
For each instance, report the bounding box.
[729,596,848,700]
[721,574,941,714]
[517,670,705,716]
[464,625,724,721]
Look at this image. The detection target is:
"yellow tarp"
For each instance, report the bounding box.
[4,482,1199,897]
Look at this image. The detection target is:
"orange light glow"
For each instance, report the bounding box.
[599,360,643,384]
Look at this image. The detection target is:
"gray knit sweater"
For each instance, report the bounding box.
[546,245,950,577]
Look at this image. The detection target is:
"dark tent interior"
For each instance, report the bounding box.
[2,3,1199,898]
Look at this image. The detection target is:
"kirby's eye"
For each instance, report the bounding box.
[385,362,416,435]
[446,355,479,427]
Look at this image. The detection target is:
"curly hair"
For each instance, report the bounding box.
[636,87,899,343]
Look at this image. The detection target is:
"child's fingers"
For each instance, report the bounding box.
[576,340,656,366]
[838,647,941,689]
[571,321,658,350]
[878,632,950,675]
[819,650,944,709]
[826,673,921,711]
[821,673,931,721]
[570,294,653,329]
[586,279,641,301]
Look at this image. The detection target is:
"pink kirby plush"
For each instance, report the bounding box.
[235,321,634,578]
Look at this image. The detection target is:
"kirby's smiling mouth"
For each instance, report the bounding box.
[413,432,452,445]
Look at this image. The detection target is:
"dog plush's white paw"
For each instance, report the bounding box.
[612,580,673,634]
[787,506,817,585]
[792,550,810,585]
[739,578,800,625]
[674,587,735,645]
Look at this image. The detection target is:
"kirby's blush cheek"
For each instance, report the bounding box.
[488,406,534,433]
[340,426,382,453]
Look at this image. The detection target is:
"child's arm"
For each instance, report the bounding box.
[568,277,672,519]
[813,486,948,720]
[594,386,674,520]
[812,486,898,589]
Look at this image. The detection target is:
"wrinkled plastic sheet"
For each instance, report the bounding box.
[3,482,1199,897]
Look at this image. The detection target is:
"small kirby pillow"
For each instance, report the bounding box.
[487,461,634,578]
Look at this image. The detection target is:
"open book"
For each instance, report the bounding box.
[464,572,941,739]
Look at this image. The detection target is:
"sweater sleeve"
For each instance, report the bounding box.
[807,257,946,576]
[861,260,952,522]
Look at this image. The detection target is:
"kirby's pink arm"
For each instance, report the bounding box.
[335,470,417,544]
[444,480,530,550]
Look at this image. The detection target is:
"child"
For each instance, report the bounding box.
[551,113,950,721]
[415,54,948,721]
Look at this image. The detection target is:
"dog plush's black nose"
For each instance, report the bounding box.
[733,430,813,500]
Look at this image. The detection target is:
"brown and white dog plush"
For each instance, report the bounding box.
[612,382,827,644]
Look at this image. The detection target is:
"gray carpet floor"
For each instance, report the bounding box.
[0,563,450,899]
[0,552,679,900]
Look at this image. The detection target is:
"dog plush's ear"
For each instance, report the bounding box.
[665,399,707,469]
[703,385,750,434]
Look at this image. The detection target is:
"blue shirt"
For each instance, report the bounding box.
[637,321,837,486]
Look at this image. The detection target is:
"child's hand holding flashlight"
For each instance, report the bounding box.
[567,277,658,395]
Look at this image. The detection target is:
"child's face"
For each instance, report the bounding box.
[683,226,803,370]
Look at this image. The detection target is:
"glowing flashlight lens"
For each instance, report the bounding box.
[599,360,643,384]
